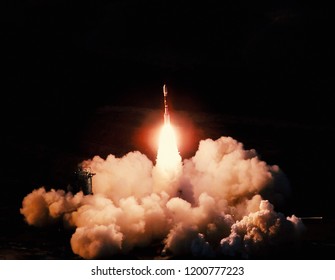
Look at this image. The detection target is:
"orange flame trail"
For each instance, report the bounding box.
[156,122,181,172]
[152,85,182,196]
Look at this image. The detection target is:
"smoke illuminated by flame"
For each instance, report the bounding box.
[156,123,181,172]
[20,105,305,259]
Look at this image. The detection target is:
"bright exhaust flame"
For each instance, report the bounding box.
[156,122,181,171]
[19,87,305,260]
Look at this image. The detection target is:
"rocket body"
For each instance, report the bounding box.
[163,84,170,124]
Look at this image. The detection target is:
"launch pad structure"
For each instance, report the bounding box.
[72,167,95,195]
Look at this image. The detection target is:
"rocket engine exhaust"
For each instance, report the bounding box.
[19,84,305,260]
[154,83,182,180]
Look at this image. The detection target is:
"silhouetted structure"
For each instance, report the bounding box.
[72,166,95,195]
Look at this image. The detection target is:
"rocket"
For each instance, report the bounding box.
[163,84,170,124]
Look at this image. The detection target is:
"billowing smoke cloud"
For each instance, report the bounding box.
[20,136,304,259]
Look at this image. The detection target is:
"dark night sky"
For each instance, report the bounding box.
[2,0,334,216]
[3,0,333,114]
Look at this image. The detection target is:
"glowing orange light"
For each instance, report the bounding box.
[156,122,181,171]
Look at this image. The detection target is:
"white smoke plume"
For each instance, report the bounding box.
[20,136,304,259]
